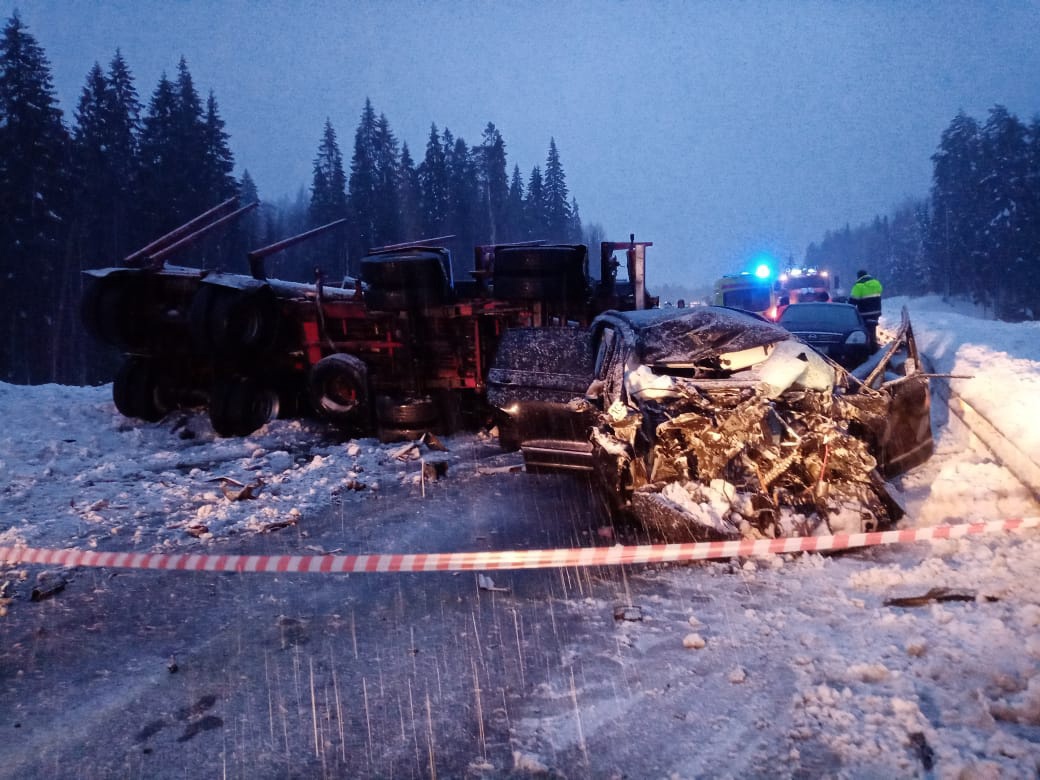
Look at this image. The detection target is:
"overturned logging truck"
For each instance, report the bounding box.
[82,198,655,439]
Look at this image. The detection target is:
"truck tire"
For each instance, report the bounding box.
[363,285,443,311]
[493,246,580,276]
[493,246,587,302]
[376,395,439,427]
[360,251,447,289]
[82,276,148,350]
[308,353,369,424]
[113,357,169,422]
[208,377,280,437]
[491,274,562,300]
[191,286,278,357]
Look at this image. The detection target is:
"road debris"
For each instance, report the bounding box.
[31,570,68,601]
[477,574,510,592]
[883,587,994,607]
[613,604,643,621]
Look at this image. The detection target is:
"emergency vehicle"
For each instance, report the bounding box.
[712,269,779,319]
[777,267,836,304]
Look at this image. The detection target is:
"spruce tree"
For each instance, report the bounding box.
[372,112,400,248]
[542,138,572,240]
[137,73,182,236]
[0,12,71,382]
[504,164,525,242]
[202,91,236,207]
[397,142,421,240]
[929,111,983,299]
[104,50,142,257]
[978,105,1030,316]
[446,133,478,257]
[310,118,348,276]
[524,166,545,240]
[71,63,113,263]
[348,98,378,251]
[418,123,448,239]
[569,197,583,243]
[478,122,508,243]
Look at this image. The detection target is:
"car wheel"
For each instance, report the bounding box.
[113,357,169,422]
[208,377,280,437]
[308,353,369,424]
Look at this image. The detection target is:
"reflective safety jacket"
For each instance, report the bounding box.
[850,274,882,319]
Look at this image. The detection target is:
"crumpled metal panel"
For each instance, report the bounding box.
[624,307,791,366]
[594,382,901,541]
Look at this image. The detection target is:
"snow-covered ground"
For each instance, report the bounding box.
[1,295,1039,776]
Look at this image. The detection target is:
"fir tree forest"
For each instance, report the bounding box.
[0,14,583,385]
[2,12,1040,386]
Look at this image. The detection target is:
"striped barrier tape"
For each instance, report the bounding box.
[1,517,1038,574]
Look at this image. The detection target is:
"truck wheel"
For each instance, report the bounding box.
[494,246,581,276]
[492,274,562,300]
[113,357,169,422]
[208,377,280,437]
[376,395,439,427]
[363,285,443,311]
[308,354,369,423]
[191,286,278,356]
[360,251,447,289]
[82,276,147,349]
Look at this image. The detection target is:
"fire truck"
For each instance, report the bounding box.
[81,198,654,439]
[776,266,837,304]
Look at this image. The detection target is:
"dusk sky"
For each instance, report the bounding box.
[5,0,1039,287]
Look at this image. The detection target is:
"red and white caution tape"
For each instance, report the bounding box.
[1,518,1037,575]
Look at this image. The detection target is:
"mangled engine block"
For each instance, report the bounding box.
[592,383,904,542]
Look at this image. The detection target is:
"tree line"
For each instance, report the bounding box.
[0,13,586,385]
[806,106,1040,321]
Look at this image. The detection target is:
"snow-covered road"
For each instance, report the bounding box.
[1,295,1039,777]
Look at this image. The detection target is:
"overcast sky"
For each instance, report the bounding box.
[5,0,1039,287]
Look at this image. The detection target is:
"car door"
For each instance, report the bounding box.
[486,327,599,467]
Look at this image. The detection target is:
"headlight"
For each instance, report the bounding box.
[845,330,867,345]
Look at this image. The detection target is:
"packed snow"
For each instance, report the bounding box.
[1,295,1039,776]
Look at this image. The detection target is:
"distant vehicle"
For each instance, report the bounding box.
[712,270,778,318]
[777,302,870,369]
[777,266,836,305]
[488,305,933,540]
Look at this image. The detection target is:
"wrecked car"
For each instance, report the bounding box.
[488,305,933,541]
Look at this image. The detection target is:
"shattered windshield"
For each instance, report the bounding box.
[626,307,790,365]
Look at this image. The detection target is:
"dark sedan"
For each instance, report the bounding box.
[489,305,933,541]
[777,302,871,368]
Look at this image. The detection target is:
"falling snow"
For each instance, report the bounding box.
[1,296,1039,777]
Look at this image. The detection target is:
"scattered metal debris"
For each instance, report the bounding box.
[477,574,510,592]
[31,570,67,602]
[613,604,643,621]
[884,587,994,608]
[422,460,449,481]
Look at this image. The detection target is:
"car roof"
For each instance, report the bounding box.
[595,305,791,364]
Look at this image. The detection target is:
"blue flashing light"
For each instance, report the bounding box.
[754,263,771,279]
